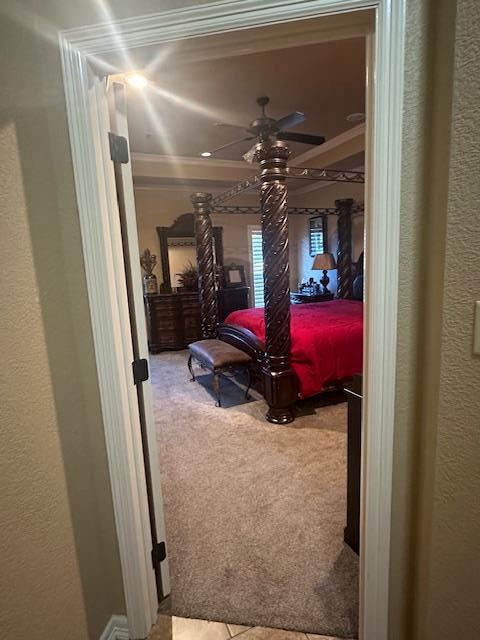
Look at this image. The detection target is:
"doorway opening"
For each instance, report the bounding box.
[60,1,406,638]
[108,18,368,639]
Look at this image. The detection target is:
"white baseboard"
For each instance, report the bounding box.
[100,615,129,640]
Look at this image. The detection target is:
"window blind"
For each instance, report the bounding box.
[310,228,325,256]
[309,216,327,256]
[250,228,265,308]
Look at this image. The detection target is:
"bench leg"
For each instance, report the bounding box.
[245,367,252,400]
[213,373,221,407]
[188,355,195,382]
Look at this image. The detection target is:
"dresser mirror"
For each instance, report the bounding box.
[156,213,224,292]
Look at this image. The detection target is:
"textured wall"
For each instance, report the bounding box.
[133,182,364,300]
[133,188,295,299]
[289,182,365,290]
[388,1,436,635]
[416,1,480,637]
[0,122,91,640]
[134,188,261,279]
[391,1,480,638]
[2,0,479,638]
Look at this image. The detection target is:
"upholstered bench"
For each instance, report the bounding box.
[188,339,252,407]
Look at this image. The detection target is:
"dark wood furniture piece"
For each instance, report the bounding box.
[188,140,364,423]
[218,286,249,320]
[290,291,334,304]
[188,339,252,407]
[145,287,250,352]
[344,374,362,554]
[144,291,200,352]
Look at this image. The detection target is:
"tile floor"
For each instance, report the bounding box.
[148,614,347,640]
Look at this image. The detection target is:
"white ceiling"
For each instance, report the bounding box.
[125,37,366,163]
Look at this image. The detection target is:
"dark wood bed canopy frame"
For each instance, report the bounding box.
[190,139,365,424]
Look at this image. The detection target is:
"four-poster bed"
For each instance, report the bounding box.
[191,138,365,424]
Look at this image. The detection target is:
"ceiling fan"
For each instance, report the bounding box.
[200,96,325,161]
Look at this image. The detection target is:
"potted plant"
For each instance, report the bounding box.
[176,261,198,291]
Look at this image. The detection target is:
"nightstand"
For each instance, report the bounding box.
[290,291,334,304]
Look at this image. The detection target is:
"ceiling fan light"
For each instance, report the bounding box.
[201,151,212,157]
[126,73,148,89]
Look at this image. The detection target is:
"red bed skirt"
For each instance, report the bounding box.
[225,300,363,398]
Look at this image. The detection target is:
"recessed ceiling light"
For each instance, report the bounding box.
[126,73,148,89]
[346,112,365,123]
[201,151,212,157]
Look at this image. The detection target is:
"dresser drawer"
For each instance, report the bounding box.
[184,315,200,329]
[181,302,200,314]
[150,299,179,313]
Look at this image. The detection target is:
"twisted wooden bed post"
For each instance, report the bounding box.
[336,198,354,299]
[192,192,218,338]
[255,139,297,424]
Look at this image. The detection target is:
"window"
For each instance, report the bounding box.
[309,215,328,257]
[249,226,264,307]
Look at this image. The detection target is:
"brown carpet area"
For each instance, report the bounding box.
[152,351,358,639]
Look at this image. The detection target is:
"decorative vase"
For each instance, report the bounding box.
[140,249,158,295]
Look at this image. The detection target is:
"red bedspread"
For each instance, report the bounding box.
[225,300,363,399]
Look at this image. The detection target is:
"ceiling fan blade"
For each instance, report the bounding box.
[276,111,306,131]
[203,135,256,156]
[277,131,326,146]
[213,122,248,131]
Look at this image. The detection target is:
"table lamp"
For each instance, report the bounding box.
[312,253,336,294]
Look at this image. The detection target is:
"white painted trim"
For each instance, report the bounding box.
[61,0,375,54]
[360,5,405,635]
[59,50,157,640]
[133,183,260,196]
[131,124,363,186]
[59,2,406,639]
[294,122,365,165]
[99,615,129,640]
[132,152,255,171]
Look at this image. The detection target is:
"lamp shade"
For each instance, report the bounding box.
[311,252,336,270]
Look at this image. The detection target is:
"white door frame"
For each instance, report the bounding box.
[60,1,405,638]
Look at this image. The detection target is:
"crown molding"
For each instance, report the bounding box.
[61,0,374,55]
[131,152,255,172]
[294,122,365,166]
[131,152,257,186]
[133,182,260,197]
[131,123,364,186]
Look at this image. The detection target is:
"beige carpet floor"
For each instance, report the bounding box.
[152,351,358,639]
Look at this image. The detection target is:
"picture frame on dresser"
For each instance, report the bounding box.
[222,264,247,288]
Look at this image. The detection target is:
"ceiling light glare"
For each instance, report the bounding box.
[346,112,365,123]
[126,73,148,89]
[201,151,212,157]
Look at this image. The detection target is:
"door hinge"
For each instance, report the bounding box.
[132,358,149,385]
[108,132,129,164]
[152,541,166,568]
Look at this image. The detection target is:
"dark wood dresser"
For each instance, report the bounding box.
[145,287,249,352]
[144,292,199,353]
